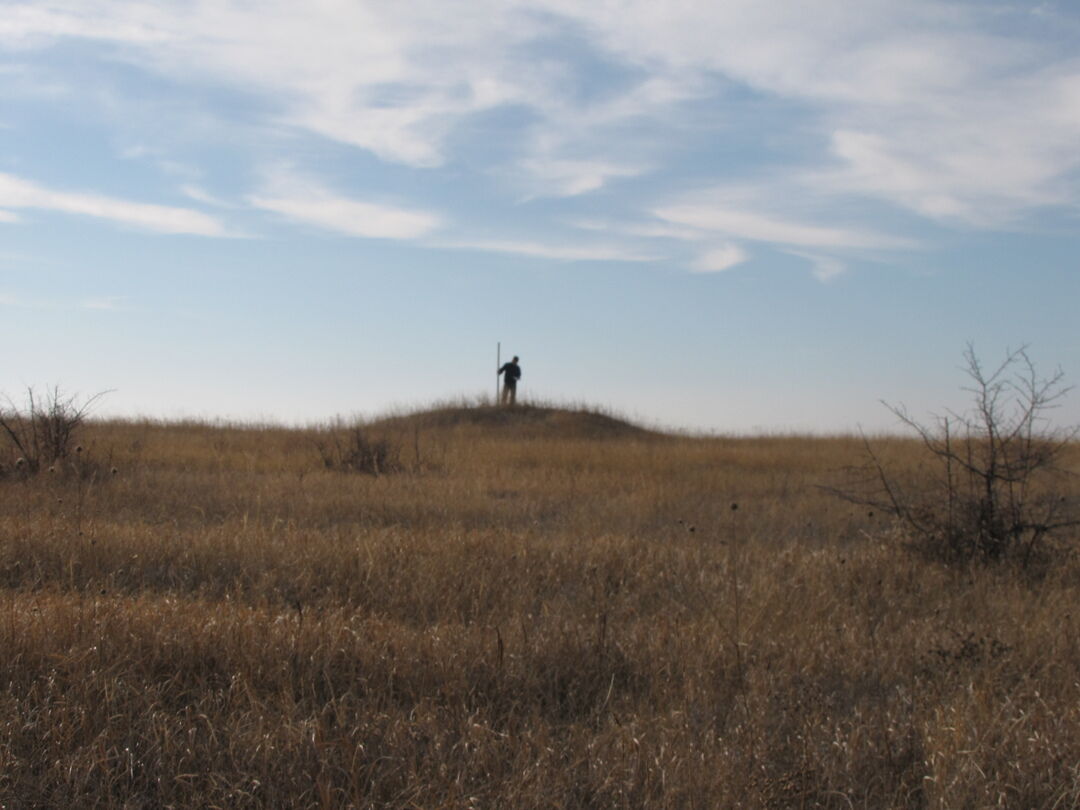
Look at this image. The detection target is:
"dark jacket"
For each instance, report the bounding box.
[499,362,521,384]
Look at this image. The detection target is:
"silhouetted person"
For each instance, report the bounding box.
[498,356,521,405]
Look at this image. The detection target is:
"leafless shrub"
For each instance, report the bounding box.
[0,386,110,476]
[830,346,1079,566]
[314,424,401,476]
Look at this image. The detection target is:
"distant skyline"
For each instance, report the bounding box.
[2,0,1078,432]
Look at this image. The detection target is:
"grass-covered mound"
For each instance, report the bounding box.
[369,401,662,440]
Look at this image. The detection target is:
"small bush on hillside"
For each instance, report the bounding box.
[314,425,401,476]
[833,346,1079,566]
[0,386,109,476]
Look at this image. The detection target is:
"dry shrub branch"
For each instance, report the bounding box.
[832,346,1079,566]
[313,423,401,476]
[0,386,110,475]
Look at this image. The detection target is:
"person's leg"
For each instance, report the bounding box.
[509,382,517,405]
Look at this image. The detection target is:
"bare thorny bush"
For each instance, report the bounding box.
[314,424,402,476]
[833,346,1079,567]
[0,386,110,476]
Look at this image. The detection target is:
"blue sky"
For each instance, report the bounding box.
[1,0,1078,432]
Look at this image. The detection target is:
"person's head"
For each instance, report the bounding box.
[513,356,519,362]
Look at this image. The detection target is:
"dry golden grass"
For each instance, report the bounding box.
[1,406,1078,808]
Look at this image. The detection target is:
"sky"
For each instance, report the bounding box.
[1,0,1078,433]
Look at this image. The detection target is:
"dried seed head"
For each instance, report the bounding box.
[48,466,56,473]
[75,445,83,455]
[731,502,739,511]
[15,457,26,468]
[110,467,118,476]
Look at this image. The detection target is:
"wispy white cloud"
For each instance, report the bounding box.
[3,0,1079,243]
[650,182,912,278]
[653,201,904,250]
[0,209,20,223]
[78,295,130,311]
[519,157,646,197]
[179,184,235,209]
[691,244,749,273]
[119,146,203,183]
[530,0,1080,229]
[0,1,706,192]
[574,206,872,278]
[436,238,657,263]
[786,251,847,282]
[0,172,227,235]
[0,5,166,48]
[1,1,539,168]
[814,82,1080,227]
[249,170,440,239]
[569,217,707,241]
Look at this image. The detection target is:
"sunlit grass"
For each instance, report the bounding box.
[0,406,1078,807]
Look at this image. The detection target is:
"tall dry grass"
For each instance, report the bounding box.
[0,408,1078,808]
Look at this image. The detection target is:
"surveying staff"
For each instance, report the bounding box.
[498,356,522,405]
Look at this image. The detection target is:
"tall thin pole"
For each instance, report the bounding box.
[496,342,501,404]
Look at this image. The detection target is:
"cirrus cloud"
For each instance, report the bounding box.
[2,0,1079,262]
[0,172,227,235]
[691,243,749,273]
[248,171,440,240]
[434,237,658,263]
[653,201,906,250]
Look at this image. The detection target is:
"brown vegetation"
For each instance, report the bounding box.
[832,346,1080,566]
[0,405,1078,808]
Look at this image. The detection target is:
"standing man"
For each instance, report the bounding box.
[498,356,522,405]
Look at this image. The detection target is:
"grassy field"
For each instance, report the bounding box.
[1,403,1078,808]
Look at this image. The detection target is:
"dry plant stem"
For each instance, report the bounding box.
[729,504,744,690]
[19,474,32,543]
